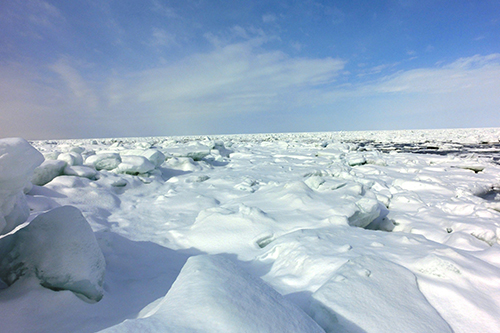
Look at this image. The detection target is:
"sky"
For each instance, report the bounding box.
[1,0,500,140]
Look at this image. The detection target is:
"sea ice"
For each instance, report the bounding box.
[0,206,106,302]
[31,159,67,186]
[85,153,122,170]
[121,149,166,167]
[2,128,500,332]
[0,137,44,234]
[114,155,155,175]
[57,151,84,166]
[347,197,381,228]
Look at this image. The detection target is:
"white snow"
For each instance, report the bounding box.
[309,255,452,332]
[1,128,500,332]
[102,254,324,332]
[64,165,98,179]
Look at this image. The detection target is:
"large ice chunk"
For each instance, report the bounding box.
[0,138,44,234]
[31,159,67,186]
[85,153,121,170]
[347,197,381,228]
[115,155,155,175]
[102,255,323,332]
[121,149,166,167]
[0,206,106,302]
[57,152,84,166]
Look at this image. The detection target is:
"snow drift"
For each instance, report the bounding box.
[102,254,324,332]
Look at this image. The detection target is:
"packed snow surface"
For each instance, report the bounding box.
[1,128,500,332]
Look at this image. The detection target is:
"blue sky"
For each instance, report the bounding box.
[1,0,499,139]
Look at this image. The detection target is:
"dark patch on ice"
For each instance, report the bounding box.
[158,167,192,180]
[256,235,274,248]
[205,159,230,167]
[111,179,128,188]
[363,206,394,232]
[477,187,500,201]
[349,140,500,165]
[364,216,395,232]
[456,166,484,173]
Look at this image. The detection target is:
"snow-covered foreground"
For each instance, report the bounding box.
[2,128,500,332]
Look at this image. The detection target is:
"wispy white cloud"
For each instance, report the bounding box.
[26,0,63,27]
[111,37,346,119]
[149,28,177,48]
[444,53,500,70]
[49,57,99,111]
[1,0,65,36]
[262,13,277,23]
[324,54,500,128]
[204,26,271,48]
[362,54,500,95]
[357,62,401,77]
[151,0,177,18]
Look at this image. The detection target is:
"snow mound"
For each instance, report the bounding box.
[310,255,452,332]
[102,254,323,332]
[182,204,277,258]
[164,156,203,171]
[0,206,106,302]
[63,165,98,179]
[57,152,84,166]
[0,138,44,234]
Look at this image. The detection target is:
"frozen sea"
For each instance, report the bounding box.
[1,128,500,332]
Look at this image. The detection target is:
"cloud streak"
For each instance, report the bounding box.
[110,38,347,117]
[1,34,500,139]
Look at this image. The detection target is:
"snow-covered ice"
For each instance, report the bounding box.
[1,128,500,332]
[32,159,68,186]
[0,138,43,234]
[0,206,105,302]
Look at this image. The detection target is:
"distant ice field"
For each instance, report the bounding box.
[1,127,500,332]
